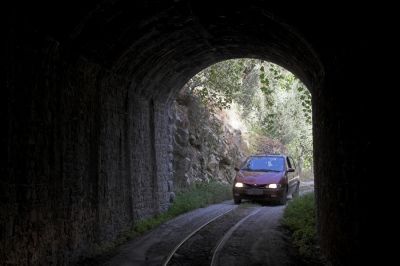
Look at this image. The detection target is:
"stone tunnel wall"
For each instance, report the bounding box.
[2,35,173,265]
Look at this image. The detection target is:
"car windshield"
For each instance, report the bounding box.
[242,156,284,172]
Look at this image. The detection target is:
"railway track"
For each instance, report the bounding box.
[163,206,262,266]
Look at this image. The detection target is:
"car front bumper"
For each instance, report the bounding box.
[233,187,285,201]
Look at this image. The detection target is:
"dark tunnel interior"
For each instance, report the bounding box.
[3,1,389,265]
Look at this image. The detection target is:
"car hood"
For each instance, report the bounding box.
[236,170,284,185]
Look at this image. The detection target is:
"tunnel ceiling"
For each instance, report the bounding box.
[16,0,359,98]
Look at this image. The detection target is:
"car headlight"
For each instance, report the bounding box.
[235,182,244,188]
[267,184,279,189]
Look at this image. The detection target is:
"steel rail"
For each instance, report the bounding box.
[162,207,236,266]
[210,208,262,266]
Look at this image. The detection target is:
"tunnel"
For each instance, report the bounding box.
[3,1,380,265]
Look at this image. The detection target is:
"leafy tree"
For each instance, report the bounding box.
[187,59,255,110]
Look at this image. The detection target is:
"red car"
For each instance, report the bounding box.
[232,154,300,205]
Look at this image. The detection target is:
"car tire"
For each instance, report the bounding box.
[234,197,242,204]
[292,182,300,198]
[279,188,287,205]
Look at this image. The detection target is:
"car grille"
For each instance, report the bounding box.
[243,183,266,189]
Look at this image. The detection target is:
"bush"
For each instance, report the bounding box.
[282,193,324,264]
[133,181,232,234]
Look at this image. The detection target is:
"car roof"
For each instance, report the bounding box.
[248,154,287,158]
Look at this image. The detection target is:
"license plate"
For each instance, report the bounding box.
[246,189,263,195]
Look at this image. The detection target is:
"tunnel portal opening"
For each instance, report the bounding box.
[172,58,314,193]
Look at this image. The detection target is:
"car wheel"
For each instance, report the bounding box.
[279,188,287,205]
[234,197,242,204]
[292,182,300,198]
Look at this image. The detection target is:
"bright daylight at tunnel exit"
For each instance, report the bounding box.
[178,59,314,204]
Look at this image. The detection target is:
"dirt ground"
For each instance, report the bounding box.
[93,180,316,266]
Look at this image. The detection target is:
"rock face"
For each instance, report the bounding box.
[171,88,246,190]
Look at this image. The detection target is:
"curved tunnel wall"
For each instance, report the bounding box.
[3,1,374,264]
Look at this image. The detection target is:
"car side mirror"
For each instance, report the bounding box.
[287,168,295,172]
[234,167,240,171]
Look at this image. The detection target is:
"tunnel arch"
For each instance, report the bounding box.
[4,1,374,265]
[54,1,325,98]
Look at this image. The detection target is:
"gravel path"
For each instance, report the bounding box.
[168,206,257,266]
[215,205,302,266]
[102,201,236,266]
[299,180,315,195]
[99,180,315,266]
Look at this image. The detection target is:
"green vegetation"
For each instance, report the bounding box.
[187,59,313,176]
[133,181,231,234]
[282,193,324,263]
